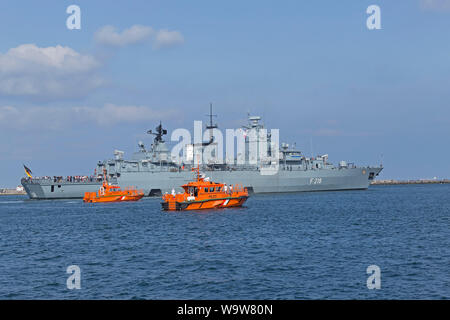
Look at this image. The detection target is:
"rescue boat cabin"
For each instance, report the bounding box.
[181,167,245,198]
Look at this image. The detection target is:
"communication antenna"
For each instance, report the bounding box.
[205,102,217,141]
[310,137,314,157]
[262,107,265,128]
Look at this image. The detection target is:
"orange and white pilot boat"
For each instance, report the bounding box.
[83,170,144,203]
[161,166,249,211]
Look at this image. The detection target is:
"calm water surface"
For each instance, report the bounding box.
[0,184,449,299]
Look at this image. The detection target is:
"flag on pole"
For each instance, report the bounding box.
[23,164,33,178]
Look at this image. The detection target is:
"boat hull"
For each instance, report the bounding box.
[22,166,383,200]
[161,196,248,211]
[83,194,144,203]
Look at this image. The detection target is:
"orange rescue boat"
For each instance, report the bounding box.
[161,166,249,211]
[83,170,144,203]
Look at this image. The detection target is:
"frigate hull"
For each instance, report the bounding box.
[22,166,382,199]
[22,181,101,199]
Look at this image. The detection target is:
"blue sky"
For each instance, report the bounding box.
[1,0,450,186]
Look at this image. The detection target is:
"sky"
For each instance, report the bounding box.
[1,0,450,187]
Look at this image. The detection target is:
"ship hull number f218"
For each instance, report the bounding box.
[309,178,322,185]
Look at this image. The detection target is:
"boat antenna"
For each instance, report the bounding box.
[197,162,200,181]
[192,154,201,181]
[103,168,108,184]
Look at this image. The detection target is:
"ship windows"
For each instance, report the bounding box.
[58,185,61,188]
[190,187,199,197]
[216,187,221,192]
[51,185,54,192]
[204,188,208,192]
[210,187,214,192]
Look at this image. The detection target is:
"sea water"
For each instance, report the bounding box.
[0,184,449,299]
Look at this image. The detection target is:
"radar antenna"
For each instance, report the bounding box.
[147,121,168,143]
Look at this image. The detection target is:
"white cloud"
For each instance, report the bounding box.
[154,29,185,49]
[299,127,375,138]
[0,105,69,130]
[0,106,19,122]
[94,25,154,47]
[420,0,450,11]
[312,128,343,137]
[0,44,104,100]
[0,104,177,129]
[73,103,176,125]
[94,25,184,49]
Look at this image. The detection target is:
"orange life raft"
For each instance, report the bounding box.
[161,166,249,211]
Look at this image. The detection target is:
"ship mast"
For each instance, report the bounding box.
[205,103,217,142]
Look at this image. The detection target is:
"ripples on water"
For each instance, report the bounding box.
[0,184,449,299]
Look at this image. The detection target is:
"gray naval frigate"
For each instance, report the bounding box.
[21,111,383,199]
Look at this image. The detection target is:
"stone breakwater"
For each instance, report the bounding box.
[371,179,450,185]
[0,188,26,195]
